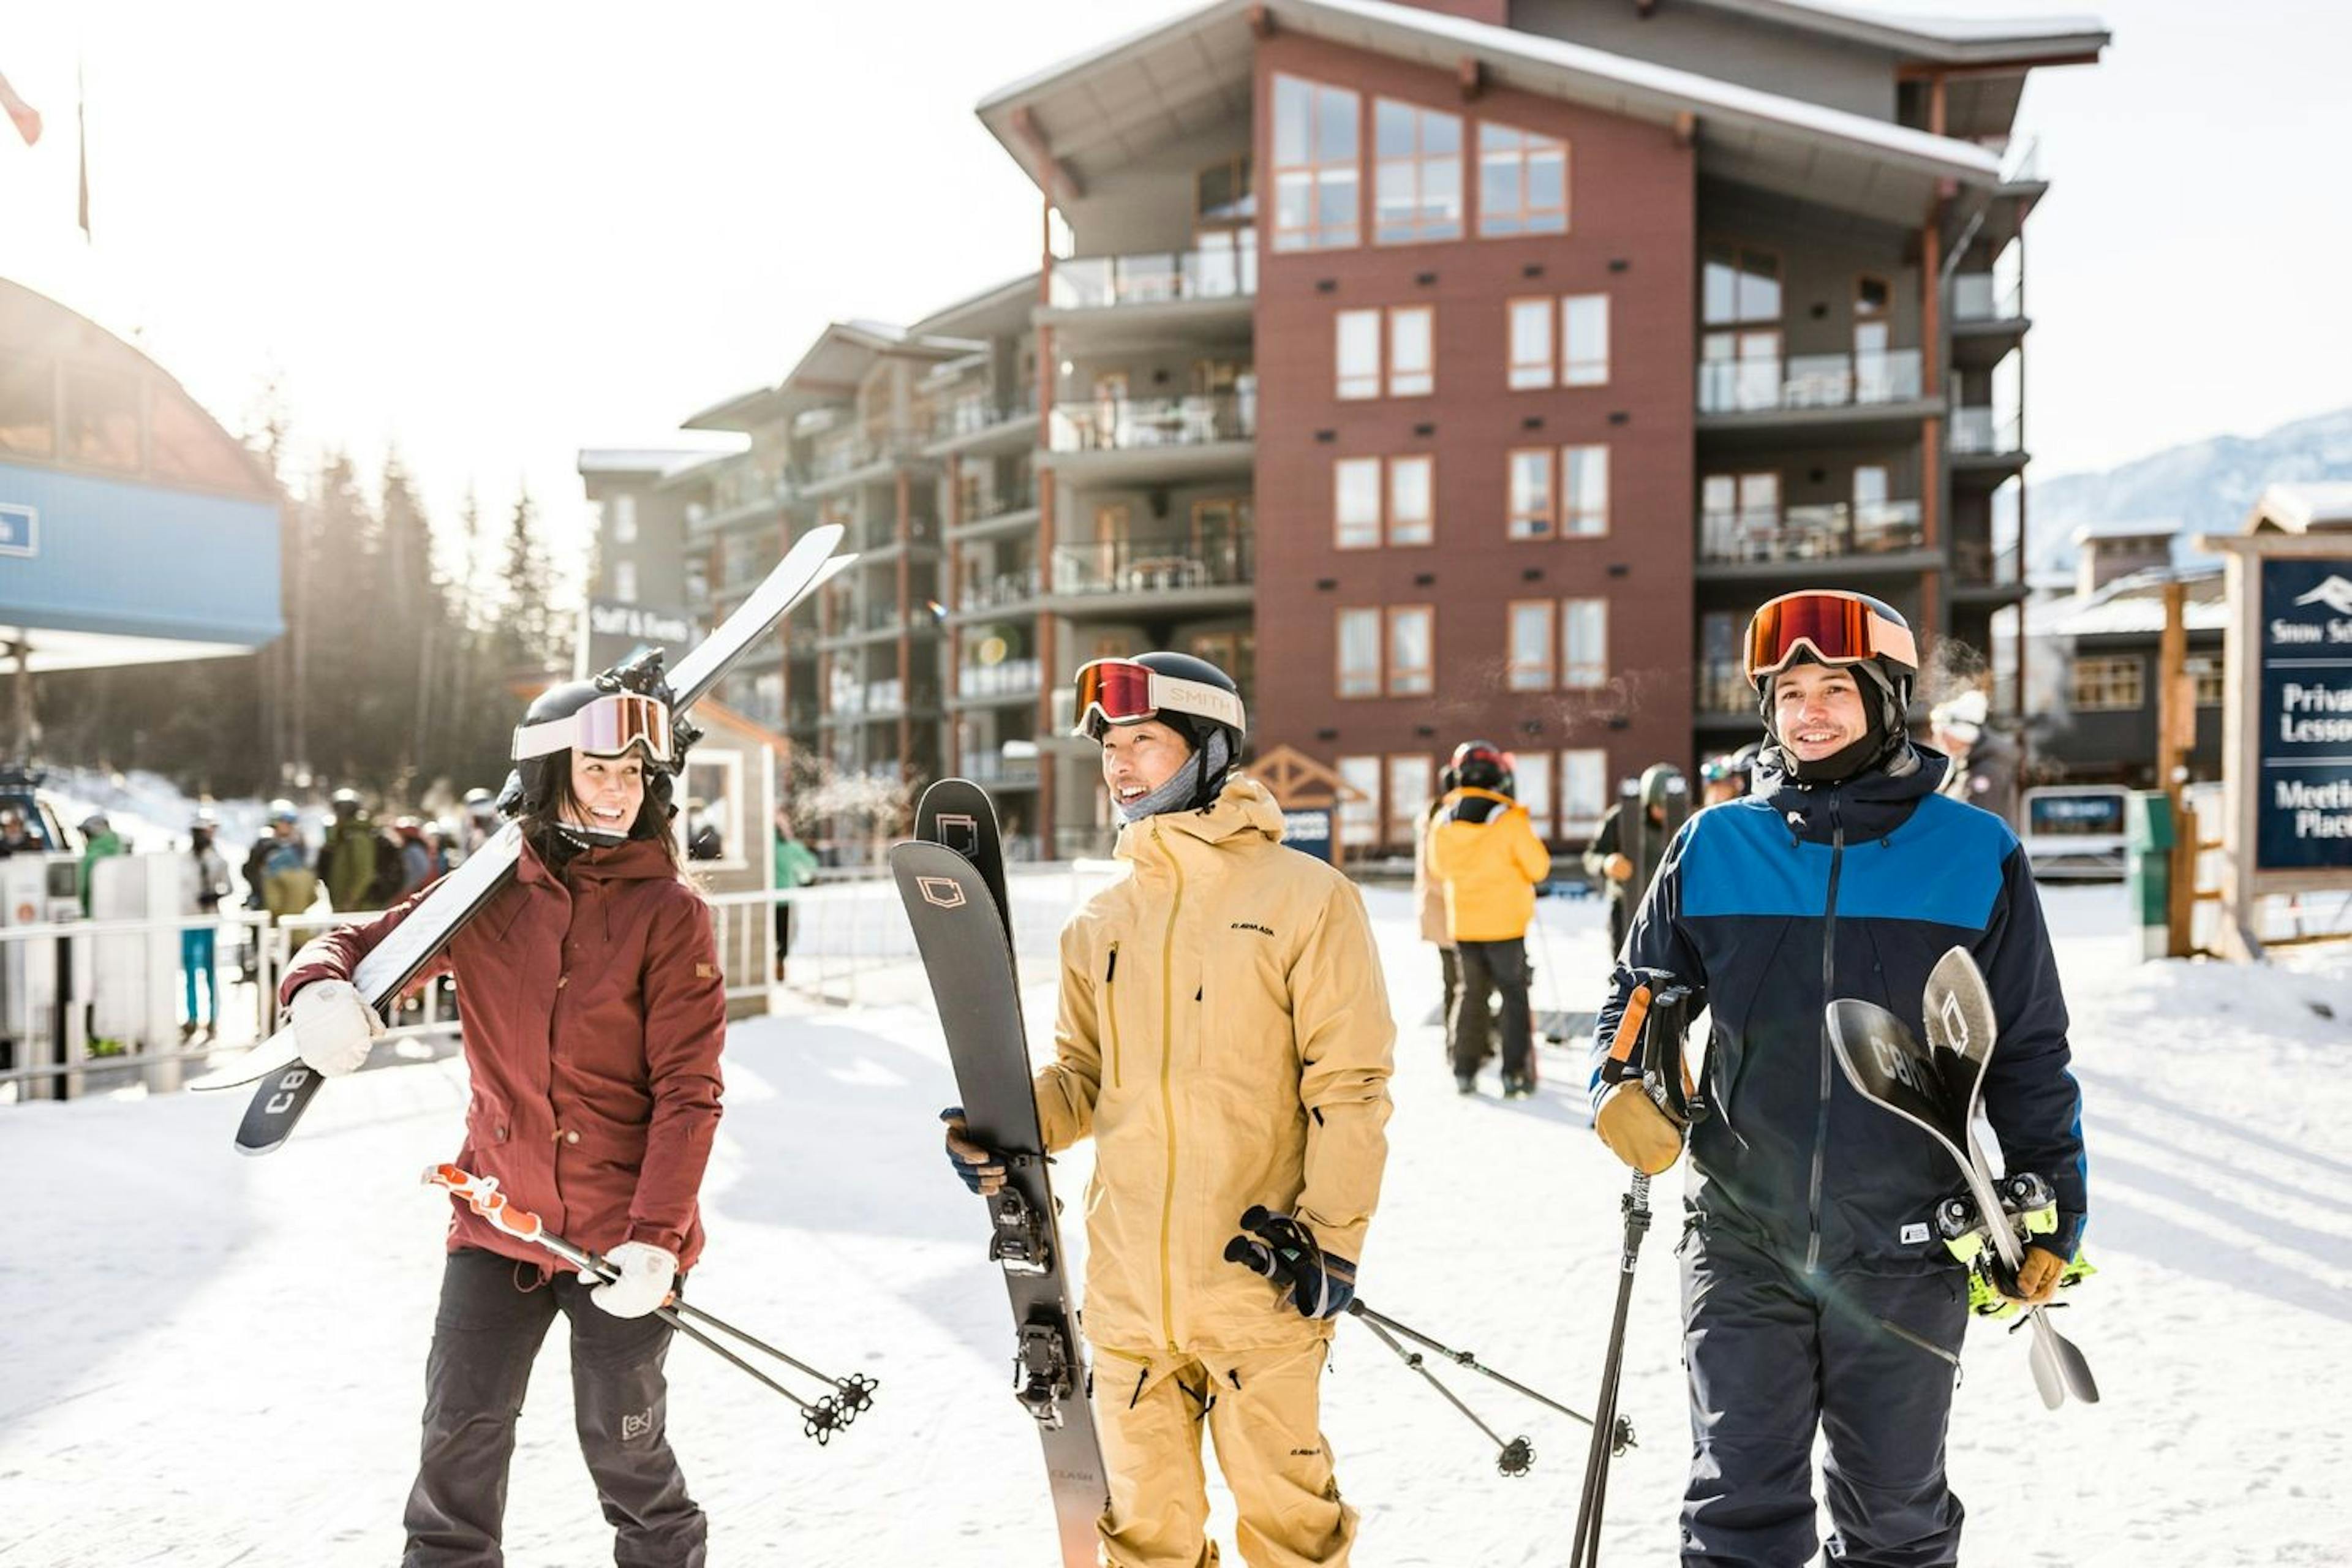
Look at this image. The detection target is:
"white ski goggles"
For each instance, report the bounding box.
[512,693,674,766]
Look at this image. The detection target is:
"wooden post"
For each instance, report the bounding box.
[2158,579,2193,955]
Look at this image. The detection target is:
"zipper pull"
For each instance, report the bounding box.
[1106,943,1120,983]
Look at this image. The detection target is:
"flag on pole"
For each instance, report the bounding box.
[77,59,90,239]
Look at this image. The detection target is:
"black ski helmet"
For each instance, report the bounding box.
[1449,739,1516,797]
[510,671,681,843]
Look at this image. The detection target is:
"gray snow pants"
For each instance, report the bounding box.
[401,1247,707,1567]
[1680,1226,1969,1567]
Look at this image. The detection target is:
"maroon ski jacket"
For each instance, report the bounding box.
[281,835,727,1272]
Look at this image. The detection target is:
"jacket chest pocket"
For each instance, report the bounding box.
[1195,935,1291,1091]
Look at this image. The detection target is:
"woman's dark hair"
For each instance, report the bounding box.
[518,755,684,875]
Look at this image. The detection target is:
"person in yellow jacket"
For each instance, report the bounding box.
[946,652,1395,1568]
[1426,741,1551,1099]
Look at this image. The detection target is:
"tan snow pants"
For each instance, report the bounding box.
[1091,1338,1355,1568]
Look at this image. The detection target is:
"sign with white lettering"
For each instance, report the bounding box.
[579,598,699,679]
[2256,557,2352,870]
[1282,809,1333,863]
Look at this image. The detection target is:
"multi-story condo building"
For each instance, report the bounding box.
[590,0,2104,861]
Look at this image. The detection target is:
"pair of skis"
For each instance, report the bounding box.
[1827,947,2100,1410]
[889,780,1109,1568]
[187,524,856,1153]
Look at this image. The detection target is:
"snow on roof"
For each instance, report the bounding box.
[1691,0,2109,56]
[576,448,733,477]
[2070,518,2180,545]
[2026,564,2228,639]
[2250,482,2352,533]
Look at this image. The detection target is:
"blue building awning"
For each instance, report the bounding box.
[1,459,283,672]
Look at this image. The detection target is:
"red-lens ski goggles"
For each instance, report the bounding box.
[1071,658,1246,740]
[512,692,674,766]
[1743,590,1918,684]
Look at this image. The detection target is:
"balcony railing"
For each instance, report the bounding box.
[1950,407,2022,456]
[960,484,1038,525]
[1698,662,1752,715]
[961,566,1043,611]
[930,385,1039,443]
[1953,537,2022,586]
[808,428,921,482]
[1050,532,1254,598]
[1048,392,1256,454]
[962,750,1042,787]
[958,658,1042,699]
[1048,246,1257,310]
[1698,349,1924,415]
[1952,275,2024,323]
[1700,500,1926,565]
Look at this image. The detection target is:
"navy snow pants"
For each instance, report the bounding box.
[1679,1226,1969,1567]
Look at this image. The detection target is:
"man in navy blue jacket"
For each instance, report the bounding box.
[1588,589,2086,1568]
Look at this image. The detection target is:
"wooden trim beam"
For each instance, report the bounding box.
[1897,53,2102,82]
[1458,58,1485,101]
[1248,4,1276,39]
[1673,111,1697,149]
[1010,107,1084,204]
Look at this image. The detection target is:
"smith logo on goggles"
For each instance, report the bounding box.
[512,693,674,767]
[1743,590,1918,684]
[1072,658,1246,740]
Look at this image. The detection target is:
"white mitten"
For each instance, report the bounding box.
[588,1241,678,1319]
[287,979,383,1077]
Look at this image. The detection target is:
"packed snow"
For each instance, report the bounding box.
[1,878,2348,1567]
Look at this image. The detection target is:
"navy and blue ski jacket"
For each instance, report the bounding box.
[1589,745,2087,1276]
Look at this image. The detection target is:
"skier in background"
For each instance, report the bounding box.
[1588,588,2088,1568]
[771,808,818,982]
[1427,742,1549,1099]
[461,786,500,858]
[1580,769,1681,959]
[1697,742,1760,809]
[179,814,231,1043]
[944,652,1393,1568]
[1929,687,2019,827]
[76,812,123,915]
[393,816,437,897]
[315,788,382,912]
[246,801,318,922]
[281,679,725,1567]
[1411,761,1471,1065]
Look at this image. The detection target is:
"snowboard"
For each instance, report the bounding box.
[891,791,1107,1567]
[192,524,856,1154]
[1825,948,2099,1410]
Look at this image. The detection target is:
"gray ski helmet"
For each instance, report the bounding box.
[511,677,678,838]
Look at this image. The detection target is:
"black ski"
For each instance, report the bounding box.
[193,523,854,1153]
[914,777,1013,970]
[1825,948,2098,1409]
[891,798,1106,1567]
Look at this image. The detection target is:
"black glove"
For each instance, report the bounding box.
[939,1106,1006,1197]
[1224,1206,1358,1320]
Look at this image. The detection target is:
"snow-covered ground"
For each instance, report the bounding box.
[1,882,2348,1567]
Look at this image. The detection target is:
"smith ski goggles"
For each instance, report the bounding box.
[1071,658,1246,740]
[511,692,674,766]
[1743,590,1918,684]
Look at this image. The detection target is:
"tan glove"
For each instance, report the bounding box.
[1604,853,1634,883]
[1594,1082,1683,1174]
[2008,1245,2065,1306]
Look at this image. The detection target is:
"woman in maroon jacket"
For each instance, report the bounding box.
[284,680,726,1567]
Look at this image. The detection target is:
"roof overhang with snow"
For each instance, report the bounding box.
[684,321,984,433]
[1684,0,2109,67]
[978,0,2007,227]
[2244,482,2352,536]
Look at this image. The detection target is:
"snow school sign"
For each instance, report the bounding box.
[2204,486,2352,959]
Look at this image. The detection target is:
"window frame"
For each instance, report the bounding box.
[1561,443,1610,538]
[1516,751,1555,842]
[1387,605,1436,696]
[1561,293,1610,388]
[1385,753,1436,848]
[1336,606,1384,698]
[1272,74,1363,253]
[1373,98,1464,246]
[1388,454,1435,547]
[1507,447,1555,540]
[1476,121,1570,238]
[2071,655,2145,712]
[1561,597,1609,690]
[1559,748,1610,829]
[1506,599,1556,692]
[1333,456,1384,551]
[1388,304,1436,397]
[1335,308,1382,401]
[1507,296,1555,390]
[1702,242,1784,328]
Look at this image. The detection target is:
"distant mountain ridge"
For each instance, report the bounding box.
[2012,405,2352,574]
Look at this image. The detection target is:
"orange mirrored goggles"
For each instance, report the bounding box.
[1743,591,1918,684]
[1071,658,1246,739]
[511,693,673,766]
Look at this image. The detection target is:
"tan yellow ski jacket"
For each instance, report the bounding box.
[1035,777,1395,1353]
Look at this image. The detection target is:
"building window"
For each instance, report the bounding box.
[613,559,638,603]
[1507,448,1554,539]
[1197,154,1256,228]
[613,493,639,544]
[1273,75,1361,252]
[1388,606,1434,696]
[2073,655,2144,712]
[1477,122,1568,236]
[1337,608,1382,697]
[1562,598,1608,688]
[1561,749,1610,827]
[1517,752,1554,840]
[1335,458,1383,549]
[1562,445,1609,537]
[1374,99,1463,244]
[1508,298,1553,389]
[1703,470,1781,560]
[1389,454,1434,546]
[1507,600,1555,692]
[2187,654,2225,707]
[1389,306,1434,396]
[1703,244,1782,325]
[1562,294,1610,386]
[1335,309,1382,400]
[1339,755,1381,846]
[1387,755,1434,846]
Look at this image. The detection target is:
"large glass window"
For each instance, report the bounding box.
[1562,445,1609,537]
[1389,306,1434,396]
[1389,455,1434,546]
[1508,449,1553,540]
[1508,299,1553,390]
[613,494,639,544]
[1562,295,1610,387]
[1561,749,1610,827]
[1335,458,1383,549]
[1517,752,1554,840]
[1477,122,1569,236]
[1336,309,1382,400]
[1197,155,1256,228]
[1374,99,1463,244]
[1703,244,1781,326]
[1337,608,1382,697]
[1507,601,1555,692]
[1389,606,1434,696]
[1339,755,1381,846]
[1387,755,1434,847]
[1274,75,1361,252]
[1562,598,1608,688]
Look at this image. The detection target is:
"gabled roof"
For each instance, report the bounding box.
[2245,482,2352,535]
[682,321,983,432]
[576,447,733,478]
[2070,518,2180,546]
[2024,562,2228,639]
[1681,0,2109,64]
[979,0,2006,225]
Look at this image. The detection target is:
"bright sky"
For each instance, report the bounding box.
[2,0,2346,570]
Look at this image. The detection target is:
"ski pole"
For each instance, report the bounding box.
[424,1164,878,1442]
[1352,1307,1535,1477]
[1569,1170,1651,1568]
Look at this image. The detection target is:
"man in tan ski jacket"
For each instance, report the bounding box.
[948,652,1395,1568]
